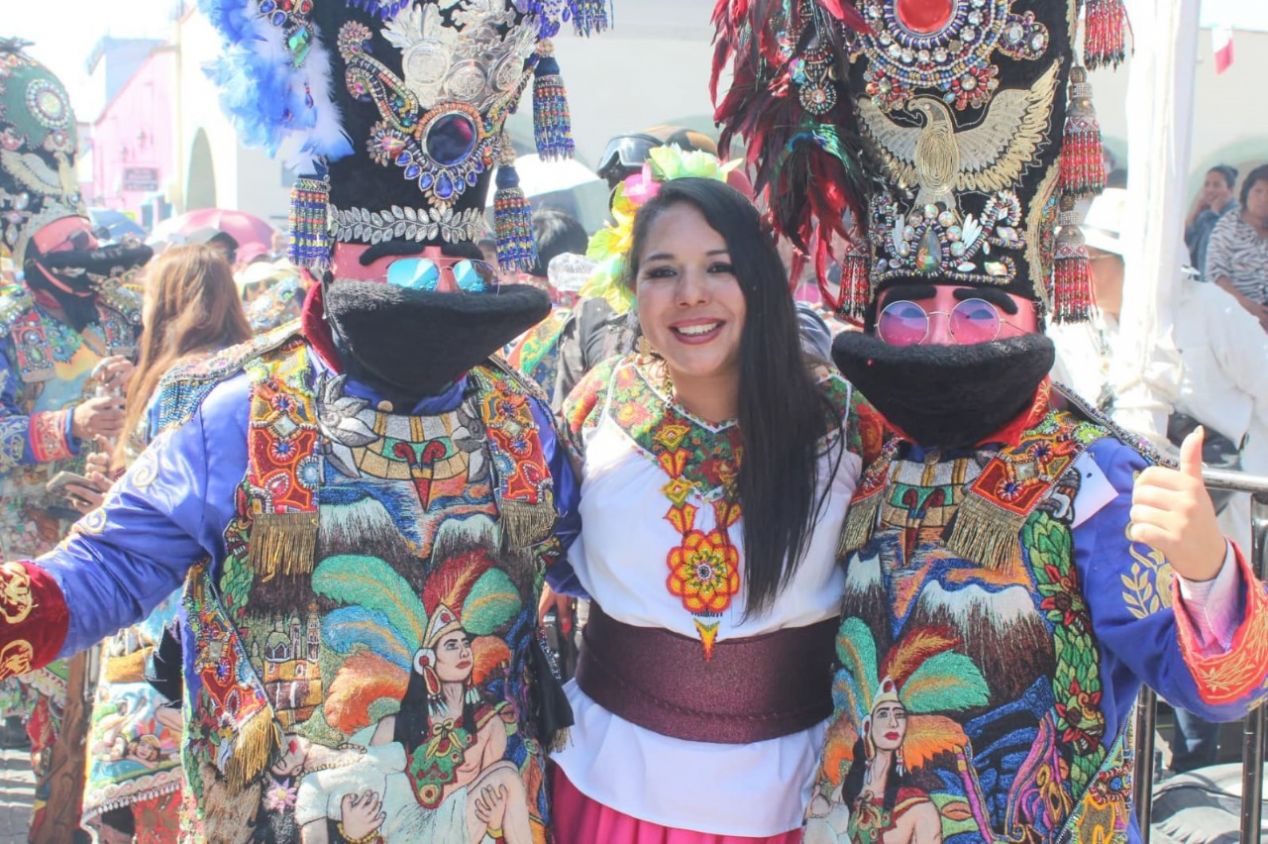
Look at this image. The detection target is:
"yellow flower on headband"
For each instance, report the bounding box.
[579,145,740,314]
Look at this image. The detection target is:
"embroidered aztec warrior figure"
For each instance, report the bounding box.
[0,3,606,841]
[712,1,1268,843]
[0,39,152,842]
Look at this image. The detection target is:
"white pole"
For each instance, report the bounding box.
[1110,0,1201,443]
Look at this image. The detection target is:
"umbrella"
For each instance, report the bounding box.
[484,154,602,203]
[484,153,609,231]
[88,208,145,242]
[148,209,276,253]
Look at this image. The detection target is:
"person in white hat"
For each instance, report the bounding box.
[1050,187,1268,551]
[1050,187,1268,775]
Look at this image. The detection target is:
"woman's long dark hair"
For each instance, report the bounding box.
[395,658,476,754]
[626,178,842,614]
[843,737,903,812]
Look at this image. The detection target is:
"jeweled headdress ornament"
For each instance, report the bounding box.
[0,40,87,264]
[713,0,1127,323]
[200,0,607,274]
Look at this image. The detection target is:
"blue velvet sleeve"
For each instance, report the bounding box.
[1073,438,1261,722]
[529,397,587,597]
[39,374,249,657]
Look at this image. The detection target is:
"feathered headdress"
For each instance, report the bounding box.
[711,0,870,316]
[821,618,989,786]
[199,1,608,274]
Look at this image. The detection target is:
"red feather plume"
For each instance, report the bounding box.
[711,0,871,315]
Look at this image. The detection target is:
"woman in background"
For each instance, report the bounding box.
[1206,163,1268,330]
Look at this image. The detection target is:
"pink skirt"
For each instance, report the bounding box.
[551,766,804,844]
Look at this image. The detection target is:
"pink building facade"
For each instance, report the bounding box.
[88,47,175,221]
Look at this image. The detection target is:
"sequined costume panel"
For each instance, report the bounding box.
[21,337,578,842]
[807,430,1268,844]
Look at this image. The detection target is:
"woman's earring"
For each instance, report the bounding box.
[637,334,654,358]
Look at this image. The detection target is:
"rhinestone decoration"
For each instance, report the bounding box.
[869,191,1023,284]
[856,0,1048,112]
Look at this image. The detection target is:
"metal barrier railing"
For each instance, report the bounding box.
[1133,469,1268,844]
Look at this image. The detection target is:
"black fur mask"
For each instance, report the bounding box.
[25,240,153,331]
[323,280,550,404]
[832,332,1055,450]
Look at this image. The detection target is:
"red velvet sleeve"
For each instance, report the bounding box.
[0,561,69,680]
[1171,543,1268,707]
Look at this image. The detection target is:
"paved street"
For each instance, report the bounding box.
[0,749,31,844]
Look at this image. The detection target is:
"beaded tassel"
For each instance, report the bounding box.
[494,140,537,273]
[288,174,331,276]
[1051,194,1094,324]
[836,232,871,322]
[1084,0,1128,70]
[532,41,575,160]
[572,0,609,36]
[1059,67,1107,198]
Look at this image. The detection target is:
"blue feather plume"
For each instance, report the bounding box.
[196,0,353,163]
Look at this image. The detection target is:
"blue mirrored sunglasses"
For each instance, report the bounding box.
[386,257,499,294]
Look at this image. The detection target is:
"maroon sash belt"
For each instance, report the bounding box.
[574,603,838,744]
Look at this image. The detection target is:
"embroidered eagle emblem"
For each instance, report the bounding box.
[858,61,1061,211]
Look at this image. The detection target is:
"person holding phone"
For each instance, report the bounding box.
[0,42,152,840]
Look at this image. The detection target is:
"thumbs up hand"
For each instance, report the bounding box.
[1129,427,1228,582]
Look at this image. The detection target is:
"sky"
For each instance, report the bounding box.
[5,0,1268,120]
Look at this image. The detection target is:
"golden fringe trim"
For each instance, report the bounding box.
[225,709,282,795]
[946,494,1025,571]
[838,495,880,558]
[499,500,555,552]
[248,512,318,581]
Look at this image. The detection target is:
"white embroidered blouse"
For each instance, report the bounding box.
[550,355,863,836]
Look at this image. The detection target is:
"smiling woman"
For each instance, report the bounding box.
[548,177,873,842]
[626,178,843,614]
[631,202,747,425]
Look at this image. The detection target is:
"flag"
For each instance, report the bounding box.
[1213,26,1235,75]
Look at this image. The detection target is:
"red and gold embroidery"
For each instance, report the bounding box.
[28,409,72,462]
[242,339,321,581]
[1172,544,1268,706]
[946,410,1103,570]
[0,562,34,624]
[0,639,34,681]
[0,561,68,676]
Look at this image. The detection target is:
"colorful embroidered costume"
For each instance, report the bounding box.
[81,368,224,842]
[709,2,1268,843]
[809,397,1267,844]
[6,319,579,842]
[549,353,870,837]
[0,39,152,841]
[0,2,604,841]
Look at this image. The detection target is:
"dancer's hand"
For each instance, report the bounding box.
[1130,427,1227,582]
[537,583,573,632]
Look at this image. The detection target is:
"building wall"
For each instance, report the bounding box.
[174,9,291,225]
[90,48,176,214]
[1090,28,1266,196]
